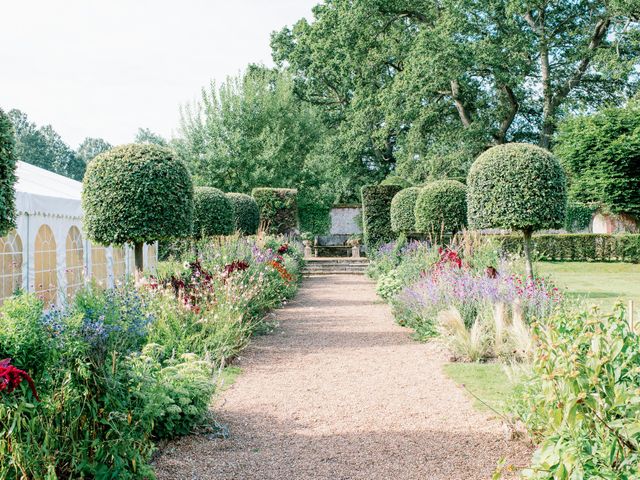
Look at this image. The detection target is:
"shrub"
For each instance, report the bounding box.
[298,190,333,236]
[555,102,640,218]
[511,306,640,478]
[192,186,233,237]
[495,233,640,263]
[361,184,403,248]
[414,180,466,235]
[251,188,298,234]
[467,143,567,277]
[391,187,421,234]
[564,201,596,232]
[82,144,194,270]
[381,175,411,188]
[0,108,17,236]
[226,192,260,235]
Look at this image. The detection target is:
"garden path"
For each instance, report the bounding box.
[154,275,531,480]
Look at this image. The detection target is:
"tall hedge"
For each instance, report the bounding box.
[391,187,421,234]
[467,143,567,277]
[361,184,403,248]
[82,144,194,270]
[226,192,260,235]
[251,187,298,234]
[193,187,234,238]
[555,103,640,218]
[0,109,17,236]
[414,180,467,235]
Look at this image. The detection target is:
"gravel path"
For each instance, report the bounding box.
[154,275,531,480]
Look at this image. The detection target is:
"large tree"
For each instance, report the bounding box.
[77,137,112,165]
[272,0,640,183]
[176,66,336,234]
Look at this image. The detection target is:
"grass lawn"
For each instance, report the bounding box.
[537,261,640,315]
[443,363,513,414]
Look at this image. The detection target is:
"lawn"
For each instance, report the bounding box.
[443,363,512,414]
[537,261,640,315]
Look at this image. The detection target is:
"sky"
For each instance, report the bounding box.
[0,0,317,148]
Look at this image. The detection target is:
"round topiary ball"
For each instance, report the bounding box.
[414,180,467,234]
[193,187,234,237]
[227,192,260,235]
[82,144,193,267]
[467,143,567,232]
[391,187,421,234]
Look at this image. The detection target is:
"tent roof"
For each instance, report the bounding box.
[15,161,84,218]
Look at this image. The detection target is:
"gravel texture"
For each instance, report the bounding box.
[154,275,531,480]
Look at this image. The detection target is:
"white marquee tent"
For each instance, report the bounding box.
[0,161,157,305]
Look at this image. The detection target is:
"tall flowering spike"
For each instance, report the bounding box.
[0,358,40,401]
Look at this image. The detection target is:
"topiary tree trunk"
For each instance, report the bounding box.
[522,228,534,279]
[134,242,144,272]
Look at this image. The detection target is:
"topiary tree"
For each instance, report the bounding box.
[193,187,234,238]
[467,143,567,278]
[226,192,260,235]
[0,109,17,236]
[361,184,403,249]
[414,180,467,237]
[82,144,194,271]
[555,103,640,220]
[251,187,298,234]
[391,187,421,234]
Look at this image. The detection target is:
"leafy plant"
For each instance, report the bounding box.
[193,186,234,237]
[361,184,403,249]
[390,186,421,234]
[227,192,260,235]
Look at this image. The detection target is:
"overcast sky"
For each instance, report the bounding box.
[0,0,317,148]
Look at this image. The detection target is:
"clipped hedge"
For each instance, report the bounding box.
[414,180,467,234]
[391,187,421,234]
[362,184,403,248]
[0,108,17,236]
[83,144,193,245]
[468,143,567,232]
[226,192,260,235]
[495,234,640,263]
[193,187,234,237]
[251,187,298,234]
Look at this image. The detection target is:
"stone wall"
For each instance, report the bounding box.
[329,205,362,235]
[592,211,639,234]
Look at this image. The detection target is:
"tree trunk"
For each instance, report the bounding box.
[522,229,534,279]
[134,242,144,273]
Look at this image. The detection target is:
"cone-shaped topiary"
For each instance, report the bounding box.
[82,143,194,270]
[193,187,234,238]
[391,187,421,234]
[414,180,467,236]
[226,192,260,235]
[467,143,567,277]
[0,108,17,236]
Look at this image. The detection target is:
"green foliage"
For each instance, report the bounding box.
[414,180,467,235]
[0,108,17,236]
[555,103,640,217]
[564,201,597,232]
[511,306,640,479]
[226,192,260,235]
[298,188,333,235]
[8,109,85,181]
[361,184,403,248]
[251,187,298,234]
[496,233,640,263]
[381,175,411,188]
[390,187,421,234]
[77,137,112,165]
[134,128,168,146]
[193,187,234,238]
[467,143,567,233]
[82,143,194,245]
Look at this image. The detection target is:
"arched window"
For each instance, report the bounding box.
[0,230,23,303]
[34,224,57,305]
[91,245,107,288]
[65,226,84,298]
[112,246,126,285]
[147,243,157,274]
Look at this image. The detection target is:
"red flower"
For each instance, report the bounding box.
[0,359,39,401]
[277,244,289,255]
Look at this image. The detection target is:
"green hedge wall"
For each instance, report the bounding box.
[495,234,640,263]
[193,187,234,237]
[226,192,260,235]
[362,184,403,248]
[391,187,421,234]
[251,187,298,234]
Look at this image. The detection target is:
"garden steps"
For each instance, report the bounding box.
[302,257,368,275]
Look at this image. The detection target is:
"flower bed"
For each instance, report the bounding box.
[0,235,302,479]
